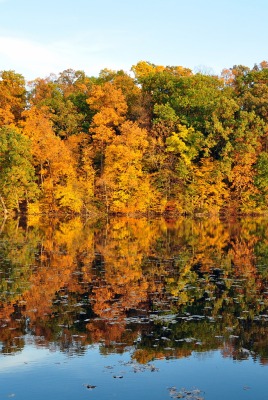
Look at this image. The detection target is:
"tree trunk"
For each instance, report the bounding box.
[0,215,7,234]
[0,195,8,216]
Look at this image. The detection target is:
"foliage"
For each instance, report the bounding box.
[1,60,268,215]
[0,126,39,213]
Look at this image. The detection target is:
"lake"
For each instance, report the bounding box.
[0,215,268,399]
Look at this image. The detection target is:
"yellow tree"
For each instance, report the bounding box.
[64,134,95,214]
[87,81,127,145]
[228,111,263,213]
[104,121,153,213]
[187,158,229,215]
[22,106,88,213]
[98,68,145,123]
[86,81,130,210]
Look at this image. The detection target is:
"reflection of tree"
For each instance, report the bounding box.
[90,218,156,319]
[132,317,268,365]
[0,216,96,354]
[0,216,268,364]
[0,219,38,303]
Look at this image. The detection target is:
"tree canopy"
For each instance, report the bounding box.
[1,61,268,216]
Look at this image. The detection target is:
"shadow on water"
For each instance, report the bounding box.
[0,214,268,366]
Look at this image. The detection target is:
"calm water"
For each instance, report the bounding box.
[0,215,268,399]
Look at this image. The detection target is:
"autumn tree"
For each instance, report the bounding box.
[186,158,229,215]
[22,106,94,214]
[103,121,153,213]
[87,81,128,144]
[97,68,144,123]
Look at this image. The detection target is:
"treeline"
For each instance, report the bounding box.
[1,60,268,216]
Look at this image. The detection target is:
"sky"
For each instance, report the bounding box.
[0,0,267,81]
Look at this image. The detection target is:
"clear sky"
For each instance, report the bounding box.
[0,0,267,81]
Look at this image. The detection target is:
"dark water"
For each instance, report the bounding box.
[0,216,268,399]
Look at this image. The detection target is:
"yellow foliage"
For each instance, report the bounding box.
[189,158,229,214]
[22,106,94,213]
[103,121,154,213]
[87,82,127,114]
[87,82,128,146]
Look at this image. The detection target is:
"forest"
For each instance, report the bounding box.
[1,60,268,217]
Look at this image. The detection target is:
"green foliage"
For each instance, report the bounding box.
[254,152,268,207]
[0,70,26,124]
[0,127,39,212]
[28,74,92,137]
[153,103,178,124]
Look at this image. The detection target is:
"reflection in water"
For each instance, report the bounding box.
[0,215,268,366]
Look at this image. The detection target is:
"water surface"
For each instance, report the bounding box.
[0,216,268,399]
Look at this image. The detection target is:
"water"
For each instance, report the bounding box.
[0,216,268,399]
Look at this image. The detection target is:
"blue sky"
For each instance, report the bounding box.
[0,0,267,81]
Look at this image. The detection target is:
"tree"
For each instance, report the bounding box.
[103,121,153,213]
[0,70,26,126]
[0,126,39,214]
[86,81,128,178]
[254,152,268,206]
[22,106,86,214]
[227,111,264,212]
[187,158,229,215]
[87,81,128,142]
[27,74,87,138]
[97,68,144,124]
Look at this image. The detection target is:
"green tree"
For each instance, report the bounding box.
[254,152,268,208]
[0,127,39,214]
[28,74,87,138]
[0,70,26,126]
